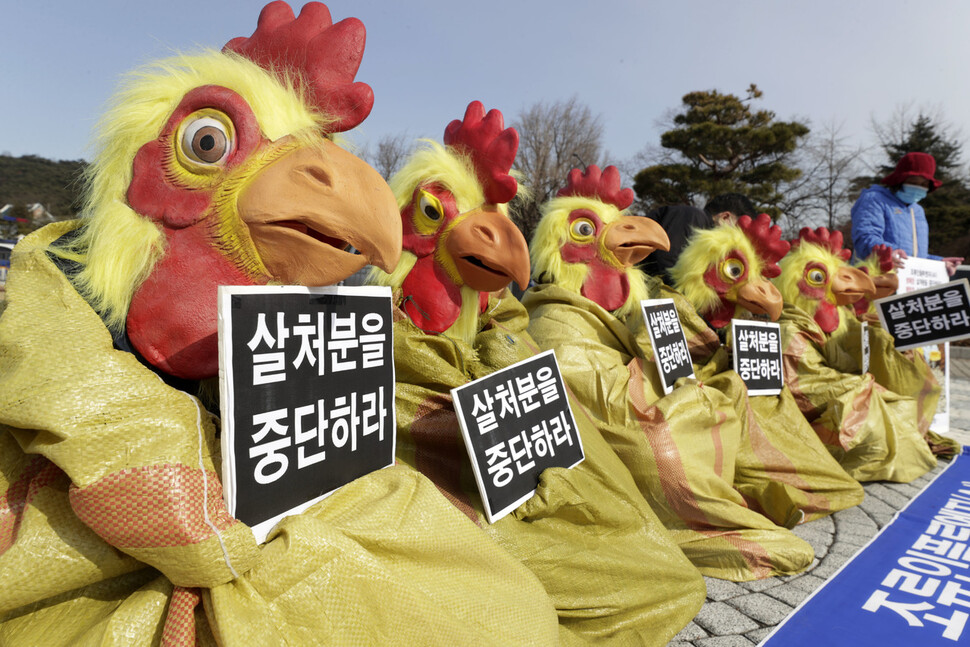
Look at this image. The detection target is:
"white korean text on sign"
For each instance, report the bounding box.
[218,285,395,543]
[875,279,970,352]
[731,319,784,396]
[641,298,695,394]
[451,350,584,523]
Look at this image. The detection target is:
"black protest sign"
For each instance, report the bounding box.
[731,319,783,395]
[452,350,584,523]
[218,285,395,543]
[641,298,695,394]
[875,279,970,352]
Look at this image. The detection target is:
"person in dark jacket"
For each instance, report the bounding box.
[640,193,756,284]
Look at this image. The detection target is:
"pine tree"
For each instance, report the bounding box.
[633,85,809,215]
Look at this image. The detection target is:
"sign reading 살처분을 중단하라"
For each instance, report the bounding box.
[451,350,585,524]
[875,279,970,351]
[217,285,396,544]
[640,298,695,394]
[731,319,784,396]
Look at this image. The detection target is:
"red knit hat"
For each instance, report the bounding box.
[881,152,942,191]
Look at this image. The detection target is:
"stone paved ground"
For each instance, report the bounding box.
[668,360,970,647]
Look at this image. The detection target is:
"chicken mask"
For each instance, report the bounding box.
[529,164,670,318]
[70,1,401,381]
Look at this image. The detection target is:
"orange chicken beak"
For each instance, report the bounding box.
[831,266,876,306]
[873,273,899,300]
[736,278,784,321]
[445,207,531,292]
[602,216,671,268]
[237,138,402,286]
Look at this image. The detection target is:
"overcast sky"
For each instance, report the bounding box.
[4,0,970,177]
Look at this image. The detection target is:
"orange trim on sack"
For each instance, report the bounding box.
[69,464,236,549]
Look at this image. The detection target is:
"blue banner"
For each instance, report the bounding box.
[763,449,970,646]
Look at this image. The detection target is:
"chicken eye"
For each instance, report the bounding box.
[721,258,745,281]
[806,268,827,286]
[570,219,595,240]
[180,115,232,166]
[419,193,442,221]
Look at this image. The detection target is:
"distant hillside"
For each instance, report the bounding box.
[0,154,87,218]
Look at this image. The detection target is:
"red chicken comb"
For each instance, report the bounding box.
[738,214,789,278]
[556,165,635,211]
[792,227,851,262]
[223,1,373,133]
[443,101,519,205]
[872,244,895,273]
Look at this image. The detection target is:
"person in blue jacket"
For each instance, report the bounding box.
[851,151,963,276]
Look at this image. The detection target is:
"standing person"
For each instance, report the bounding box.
[639,192,757,284]
[851,152,964,275]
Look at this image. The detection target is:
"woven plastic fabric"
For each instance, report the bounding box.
[778,304,937,483]
[392,291,706,645]
[641,281,864,527]
[0,222,560,646]
[831,315,959,457]
[523,283,818,582]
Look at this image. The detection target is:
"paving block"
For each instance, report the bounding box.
[858,492,897,517]
[838,531,874,548]
[738,577,783,593]
[787,573,827,593]
[704,577,747,601]
[766,582,812,607]
[672,621,709,641]
[695,636,756,647]
[692,601,760,636]
[833,506,879,530]
[793,522,834,559]
[745,626,774,644]
[727,592,794,625]
[811,555,850,579]
[865,483,912,508]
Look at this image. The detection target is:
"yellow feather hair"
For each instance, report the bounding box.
[530,195,647,320]
[669,224,766,318]
[366,139,516,345]
[52,50,331,330]
[775,242,850,336]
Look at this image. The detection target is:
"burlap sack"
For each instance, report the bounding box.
[833,314,959,457]
[778,304,937,482]
[524,283,822,582]
[392,290,706,645]
[0,222,560,646]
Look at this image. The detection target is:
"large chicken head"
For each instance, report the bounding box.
[104,2,401,380]
[775,227,875,335]
[530,165,669,318]
[671,213,788,329]
[371,101,530,342]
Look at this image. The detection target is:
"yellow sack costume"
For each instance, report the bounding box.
[773,228,937,482]
[668,214,863,524]
[832,314,958,457]
[0,223,561,646]
[1,5,563,643]
[524,170,817,581]
[779,304,937,482]
[367,115,705,643]
[525,283,815,582]
[391,292,707,644]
